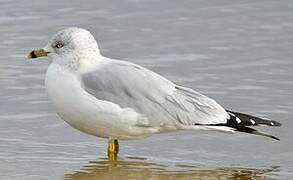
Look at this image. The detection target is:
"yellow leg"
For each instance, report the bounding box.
[107,138,119,161]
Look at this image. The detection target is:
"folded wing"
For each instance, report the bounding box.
[81,59,229,127]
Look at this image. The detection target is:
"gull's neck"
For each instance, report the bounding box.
[78,52,105,73]
[53,48,104,73]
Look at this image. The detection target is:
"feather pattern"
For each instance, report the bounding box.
[81,58,229,128]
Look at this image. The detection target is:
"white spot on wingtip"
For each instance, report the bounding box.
[250,119,256,125]
[271,122,274,126]
[236,117,241,123]
[228,112,236,117]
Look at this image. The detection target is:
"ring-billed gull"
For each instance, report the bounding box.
[27,27,281,160]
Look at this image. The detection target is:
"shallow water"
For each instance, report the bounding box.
[0,0,292,179]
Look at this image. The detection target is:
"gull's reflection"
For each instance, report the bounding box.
[64,157,279,180]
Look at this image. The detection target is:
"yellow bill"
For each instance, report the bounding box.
[27,49,48,59]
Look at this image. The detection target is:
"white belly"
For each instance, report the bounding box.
[45,63,155,139]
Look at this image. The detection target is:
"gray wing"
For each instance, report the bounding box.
[81,59,229,127]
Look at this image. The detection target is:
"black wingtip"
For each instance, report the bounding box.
[225,110,282,127]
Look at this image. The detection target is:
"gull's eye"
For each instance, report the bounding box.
[55,42,64,48]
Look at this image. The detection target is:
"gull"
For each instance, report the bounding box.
[27,27,281,160]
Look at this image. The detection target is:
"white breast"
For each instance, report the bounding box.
[45,63,154,139]
[45,63,99,135]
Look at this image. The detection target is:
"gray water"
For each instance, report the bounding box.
[0,0,292,179]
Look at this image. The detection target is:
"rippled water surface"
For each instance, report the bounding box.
[0,0,292,179]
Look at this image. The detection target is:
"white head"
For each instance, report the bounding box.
[28,27,101,69]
